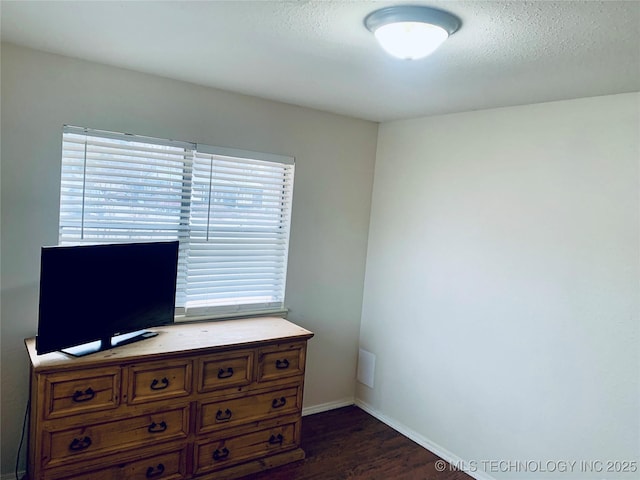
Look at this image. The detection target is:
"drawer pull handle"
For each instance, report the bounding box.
[148,421,168,433]
[146,464,165,478]
[217,367,234,379]
[268,434,284,445]
[68,436,92,451]
[72,388,95,403]
[213,447,230,461]
[271,397,287,409]
[275,359,290,370]
[215,408,233,422]
[150,377,169,390]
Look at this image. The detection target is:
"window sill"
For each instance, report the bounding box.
[174,308,289,324]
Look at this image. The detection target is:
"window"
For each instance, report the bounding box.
[59,126,295,319]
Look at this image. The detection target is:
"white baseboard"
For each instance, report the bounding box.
[355,399,496,480]
[302,397,355,416]
[6,400,490,480]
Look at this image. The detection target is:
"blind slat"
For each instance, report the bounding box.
[59,126,294,316]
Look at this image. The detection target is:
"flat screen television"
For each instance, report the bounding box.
[36,241,179,356]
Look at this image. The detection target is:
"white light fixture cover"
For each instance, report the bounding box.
[365,5,461,60]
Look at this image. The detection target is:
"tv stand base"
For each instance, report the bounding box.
[61,330,157,357]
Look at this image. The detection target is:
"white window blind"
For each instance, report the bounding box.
[59,126,295,318]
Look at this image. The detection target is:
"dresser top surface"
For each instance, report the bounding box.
[25,317,313,371]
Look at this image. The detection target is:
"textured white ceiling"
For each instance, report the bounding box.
[1,1,639,122]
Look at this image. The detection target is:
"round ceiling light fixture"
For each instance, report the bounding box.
[364,5,461,60]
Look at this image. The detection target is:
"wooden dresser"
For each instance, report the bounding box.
[24,317,314,480]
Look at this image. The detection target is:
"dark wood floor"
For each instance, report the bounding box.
[243,406,473,480]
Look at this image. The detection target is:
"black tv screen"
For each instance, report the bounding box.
[36,241,179,356]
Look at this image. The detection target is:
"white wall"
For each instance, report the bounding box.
[358,94,639,479]
[0,43,377,475]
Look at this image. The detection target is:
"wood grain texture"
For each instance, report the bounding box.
[25,317,313,372]
[26,318,313,480]
[243,406,474,480]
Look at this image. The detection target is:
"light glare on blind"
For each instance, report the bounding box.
[59,126,294,317]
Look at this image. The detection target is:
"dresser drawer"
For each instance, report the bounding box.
[257,343,306,382]
[26,319,313,480]
[194,422,299,475]
[49,446,188,480]
[198,385,301,434]
[198,350,253,393]
[43,407,189,468]
[127,360,192,404]
[42,367,121,420]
